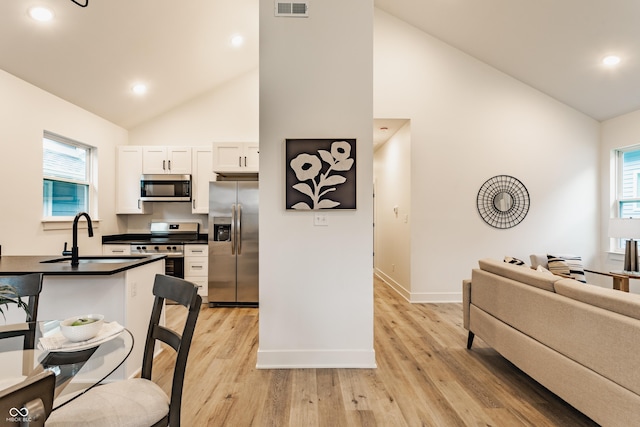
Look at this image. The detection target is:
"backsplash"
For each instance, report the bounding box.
[124,202,207,233]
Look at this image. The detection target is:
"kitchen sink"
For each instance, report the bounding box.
[40,256,147,264]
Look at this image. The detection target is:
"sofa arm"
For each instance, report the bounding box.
[462,279,471,330]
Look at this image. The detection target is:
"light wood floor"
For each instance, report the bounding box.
[152,277,598,426]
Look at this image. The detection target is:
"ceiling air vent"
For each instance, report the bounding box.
[275,1,309,17]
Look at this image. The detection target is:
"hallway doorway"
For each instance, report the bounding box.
[373,118,412,299]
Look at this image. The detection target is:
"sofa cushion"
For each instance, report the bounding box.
[547,254,586,283]
[555,278,640,321]
[478,258,560,292]
[535,265,555,277]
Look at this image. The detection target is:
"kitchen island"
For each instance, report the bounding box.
[0,255,165,380]
[0,254,165,275]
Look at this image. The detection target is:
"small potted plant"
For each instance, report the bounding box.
[0,285,28,320]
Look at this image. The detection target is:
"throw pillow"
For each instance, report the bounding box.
[536,265,555,277]
[547,255,586,283]
[504,256,527,266]
[529,254,548,269]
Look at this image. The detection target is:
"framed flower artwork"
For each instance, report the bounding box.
[285,138,357,210]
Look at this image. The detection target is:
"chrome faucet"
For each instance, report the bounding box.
[62,212,94,267]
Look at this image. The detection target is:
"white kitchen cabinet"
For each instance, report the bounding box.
[102,244,131,256]
[244,143,259,171]
[142,146,192,174]
[212,142,259,173]
[116,146,151,214]
[185,244,208,299]
[189,277,207,300]
[191,146,215,214]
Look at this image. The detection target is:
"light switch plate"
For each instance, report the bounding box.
[314,213,328,226]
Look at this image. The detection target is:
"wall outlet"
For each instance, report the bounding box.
[314,213,328,226]
[131,282,137,298]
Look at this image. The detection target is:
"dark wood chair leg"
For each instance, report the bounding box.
[466,331,475,349]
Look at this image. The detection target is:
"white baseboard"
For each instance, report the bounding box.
[374,270,462,303]
[374,269,410,300]
[256,349,377,369]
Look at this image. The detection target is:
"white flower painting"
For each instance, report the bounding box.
[286,139,357,210]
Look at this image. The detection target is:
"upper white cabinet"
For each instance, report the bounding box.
[142,146,192,174]
[212,142,259,173]
[191,146,215,214]
[116,146,151,214]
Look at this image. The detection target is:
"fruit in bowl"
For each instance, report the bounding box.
[60,314,104,342]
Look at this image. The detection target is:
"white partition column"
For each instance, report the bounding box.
[257,0,375,368]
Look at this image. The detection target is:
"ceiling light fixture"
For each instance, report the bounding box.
[29,6,54,22]
[230,34,244,47]
[602,55,621,66]
[132,84,147,95]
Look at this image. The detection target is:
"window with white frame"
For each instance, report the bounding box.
[42,132,95,218]
[616,146,640,219]
[613,146,640,251]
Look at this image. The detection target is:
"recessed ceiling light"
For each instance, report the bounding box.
[29,6,54,22]
[132,83,147,95]
[230,34,244,47]
[602,55,621,66]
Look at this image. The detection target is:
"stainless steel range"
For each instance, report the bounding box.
[130,243,185,257]
[129,222,200,279]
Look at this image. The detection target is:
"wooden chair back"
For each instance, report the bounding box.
[142,274,202,427]
[0,370,55,427]
[0,273,43,349]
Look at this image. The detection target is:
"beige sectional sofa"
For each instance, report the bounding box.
[463,258,640,427]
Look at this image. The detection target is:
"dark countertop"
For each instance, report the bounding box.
[104,240,208,245]
[0,255,166,276]
[102,233,208,245]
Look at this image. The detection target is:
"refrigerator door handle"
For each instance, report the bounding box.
[231,204,237,255]
[237,204,242,255]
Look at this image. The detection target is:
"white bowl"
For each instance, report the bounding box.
[60,314,104,342]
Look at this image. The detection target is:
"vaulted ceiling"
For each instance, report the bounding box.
[1,1,638,130]
[0,0,258,129]
[377,0,640,122]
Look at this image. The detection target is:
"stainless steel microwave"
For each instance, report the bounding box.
[140,174,191,202]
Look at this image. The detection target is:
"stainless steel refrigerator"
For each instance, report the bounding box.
[208,181,258,307]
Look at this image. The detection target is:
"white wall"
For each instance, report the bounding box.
[600,110,640,293]
[374,10,601,302]
[0,69,127,256]
[373,121,412,297]
[257,0,375,368]
[128,68,259,147]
